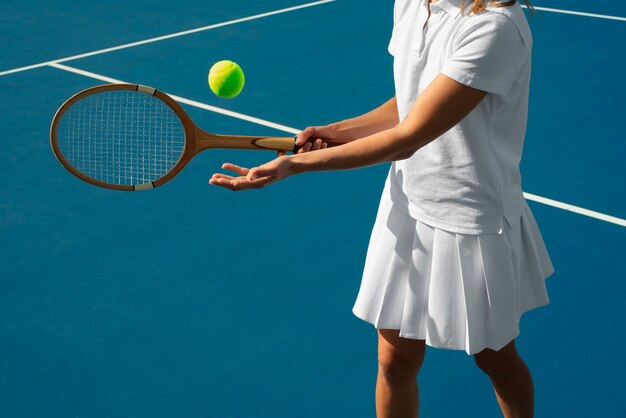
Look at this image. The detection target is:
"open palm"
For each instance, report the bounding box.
[209,156,293,191]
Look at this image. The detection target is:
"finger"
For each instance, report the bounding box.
[247,166,276,181]
[211,173,236,180]
[296,142,311,154]
[247,167,261,181]
[233,176,272,190]
[221,163,249,175]
[209,177,257,191]
[321,142,328,149]
[295,126,316,146]
[312,138,323,150]
[277,150,286,157]
[209,177,237,190]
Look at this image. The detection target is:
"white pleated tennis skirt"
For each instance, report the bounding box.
[353,183,554,355]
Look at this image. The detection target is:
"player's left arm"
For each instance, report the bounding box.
[210,74,486,190]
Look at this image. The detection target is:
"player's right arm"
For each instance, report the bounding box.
[296,97,399,153]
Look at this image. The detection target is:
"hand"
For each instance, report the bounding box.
[276,125,333,157]
[209,156,294,191]
[296,125,337,153]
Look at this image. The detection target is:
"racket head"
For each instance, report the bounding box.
[50,84,196,191]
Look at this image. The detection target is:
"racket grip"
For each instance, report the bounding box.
[292,136,301,153]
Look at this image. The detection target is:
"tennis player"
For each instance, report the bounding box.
[210,1,553,417]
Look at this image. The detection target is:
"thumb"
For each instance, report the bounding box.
[247,166,273,181]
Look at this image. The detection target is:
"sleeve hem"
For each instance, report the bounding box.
[388,40,397,57]
[441,68,512,96]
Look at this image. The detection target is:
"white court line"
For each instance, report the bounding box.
[523,5,626,22]
[1,2,624,78]
[523,193,626,227]
[0,0,335,77]
[48,62,300,134]
[48,62,626,228]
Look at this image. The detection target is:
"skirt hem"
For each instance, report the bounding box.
[353,294,550,355]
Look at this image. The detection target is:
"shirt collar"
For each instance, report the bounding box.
[431,0,465,18]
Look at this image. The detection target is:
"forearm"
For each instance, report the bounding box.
[291,124,418,174]
[289,75,488,175]
[328,97,399,141]
[236,75,487,189]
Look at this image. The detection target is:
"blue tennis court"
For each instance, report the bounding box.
[1,1,625,416]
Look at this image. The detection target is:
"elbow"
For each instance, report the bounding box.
[394,147,419,161]
[390,125,423,161]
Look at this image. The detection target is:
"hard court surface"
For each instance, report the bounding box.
[1,1,625,416]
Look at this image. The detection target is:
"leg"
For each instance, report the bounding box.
[473,339,534,418]
[376,329,426,418]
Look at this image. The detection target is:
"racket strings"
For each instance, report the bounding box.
[56,90,185,186]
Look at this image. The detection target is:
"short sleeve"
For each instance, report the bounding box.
[441,14,529,96]
[388,1,399,56]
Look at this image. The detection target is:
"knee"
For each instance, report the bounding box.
[378,347,425,385]
[473,342,521,380]
[474,354,510,379]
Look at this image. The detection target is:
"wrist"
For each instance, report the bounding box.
[287,152,309,176]
[327,120,355,142]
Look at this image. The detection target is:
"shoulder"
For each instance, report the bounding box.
[392,0,419,25]
[454,4,532,52]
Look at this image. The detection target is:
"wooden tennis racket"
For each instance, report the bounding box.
[50,83,303,191]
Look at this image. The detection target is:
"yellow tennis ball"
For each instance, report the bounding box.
[208,60,245,98]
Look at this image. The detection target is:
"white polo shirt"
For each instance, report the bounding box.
[387,0,533,234]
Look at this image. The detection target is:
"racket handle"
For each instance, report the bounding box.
[196,130,347,153]
[253,136,300,152]
[196,131,298,152]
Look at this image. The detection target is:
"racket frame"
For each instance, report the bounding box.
[50,83,299,191]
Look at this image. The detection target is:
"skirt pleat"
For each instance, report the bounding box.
[353,183,554,355]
